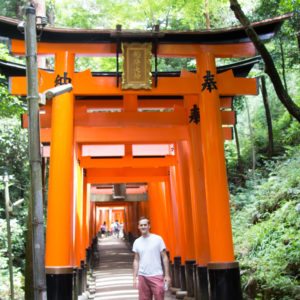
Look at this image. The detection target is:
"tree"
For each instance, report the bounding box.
[260,76,274,157]
[230,0,300,122]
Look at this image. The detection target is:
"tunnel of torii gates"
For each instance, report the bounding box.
[0,13,289,300]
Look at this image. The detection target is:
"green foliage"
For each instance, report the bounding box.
[0,0,299,298]
[0,84,25,118]
[75,56,117,72]
[0,219,25,299]
[52,0,254,30]
[0,119,28,298]
[232,147,300,299]
[0,0,26,19]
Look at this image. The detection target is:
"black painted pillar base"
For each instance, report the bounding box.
[193,263,199,299]
[86,247,91,269]
[173,256,181,288]
[198,265,209,300]
[170,262,175,287]
[72,268,78,300]
[81,260,87,292]
[185,259,196,297]
[180,264,186,291]
[77,267,83,295]
[208,262,243,300]
[46,271,73,300]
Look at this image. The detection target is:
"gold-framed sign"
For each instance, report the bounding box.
[122,43,152,90]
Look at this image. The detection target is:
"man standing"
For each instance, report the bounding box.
[133,217,171,300]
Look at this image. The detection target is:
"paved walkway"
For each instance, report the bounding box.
[89,236,175,300]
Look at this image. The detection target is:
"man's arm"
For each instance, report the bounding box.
[133,252,140,288]
[161,250,171,285]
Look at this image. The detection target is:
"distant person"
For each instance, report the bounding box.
[132,216,171,300]
[110,222,115,236]
[100,222,107,238]
[114,220,120,238]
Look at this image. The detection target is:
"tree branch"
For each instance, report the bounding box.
[229,0,300,122]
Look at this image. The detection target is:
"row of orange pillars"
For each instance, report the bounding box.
[47,192,242,300]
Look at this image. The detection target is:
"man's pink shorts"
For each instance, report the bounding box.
[138,275,164,300]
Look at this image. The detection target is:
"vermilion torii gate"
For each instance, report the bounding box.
[0,13,288,300]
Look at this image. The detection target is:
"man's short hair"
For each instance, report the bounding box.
[138,216,150,224]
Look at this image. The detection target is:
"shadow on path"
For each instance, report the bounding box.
[88,236,175,300]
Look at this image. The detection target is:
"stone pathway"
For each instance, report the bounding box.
[89,236,175,300]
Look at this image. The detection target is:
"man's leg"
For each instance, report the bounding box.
[138,275,153,300]
[147,276,164,300]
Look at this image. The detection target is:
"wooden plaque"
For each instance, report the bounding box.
[122,43,152,90]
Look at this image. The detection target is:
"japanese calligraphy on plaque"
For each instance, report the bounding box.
[122,43,152,90]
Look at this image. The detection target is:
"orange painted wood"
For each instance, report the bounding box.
[221,111,236,126]
[177,141,197,260]
[10,39,255,57]
[124,94,138,112]
[184,95,210,264]
[147,183,163,238]
[74,71,200,95]
[11,69,56,96]
[75,99,183,108]
[11,69,257,97]
[197,52,235,262]
[80,156,177,168]
[75,110,187,127]
[74,126,189,143]
[96,201,128,207]
[82,178,88,255]
[86,167,169,184]
[217,70,258,96]
[162,179,176,260]
[222,127,233,140]
[75,161,84,266]
[220,97,233,109]
[45,52,75,268]
[11,39,117,55]
[132,202,139,236]
[40,126,233,143]
[168,166,185,258]
[89,201,95,245]
[10,73,195,95]
[126,204,133,234]
[23,108,234,128]
[85,183,91,248]
[172,146,188,261]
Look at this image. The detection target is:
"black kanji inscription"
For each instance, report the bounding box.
[201,70,217,92]
[189,104,200,124]
[54,72,72,86]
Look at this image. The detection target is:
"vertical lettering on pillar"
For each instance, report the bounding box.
[197,52,234,262]
[184,95,210,265]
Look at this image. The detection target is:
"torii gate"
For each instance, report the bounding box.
[0,13,289,300]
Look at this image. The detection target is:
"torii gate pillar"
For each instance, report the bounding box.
[45,52,75,299]
[197,52,242,299]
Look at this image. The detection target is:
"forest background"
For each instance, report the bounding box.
[0,0,299,299]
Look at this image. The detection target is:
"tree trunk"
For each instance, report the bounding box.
[260,76,274,157]
[204,0,211,29]
[279,35,288,91]
[229,0,300,122]
[233,124,242,167]
[245,100,256,178]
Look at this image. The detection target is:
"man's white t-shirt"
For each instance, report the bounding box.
[132,233,166,276]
